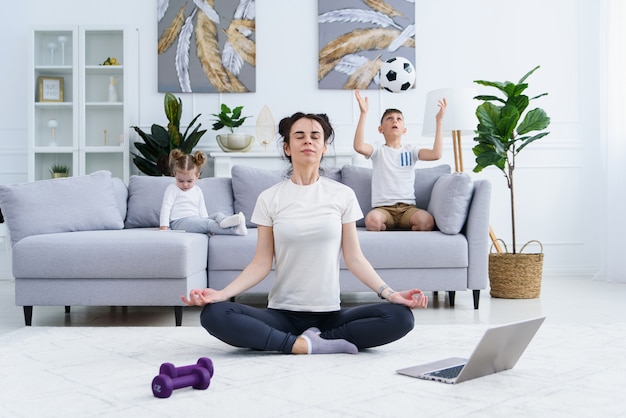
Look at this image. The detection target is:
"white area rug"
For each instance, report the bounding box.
[0,322,625,417]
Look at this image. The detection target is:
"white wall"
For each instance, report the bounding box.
[0,0,604,276]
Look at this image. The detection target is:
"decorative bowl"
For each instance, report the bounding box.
[216,134,255,152]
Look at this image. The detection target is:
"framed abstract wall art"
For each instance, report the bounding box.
[157,0,256,93]
[318,0,415,90]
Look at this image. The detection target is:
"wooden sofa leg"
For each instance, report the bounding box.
[174,306,183,326]
[473,290,480,309]
[23,306,33,326]
[448,291,456,306]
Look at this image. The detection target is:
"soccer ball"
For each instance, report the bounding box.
[379,57,416,93]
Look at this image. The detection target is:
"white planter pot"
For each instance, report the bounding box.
[216,134,255,152]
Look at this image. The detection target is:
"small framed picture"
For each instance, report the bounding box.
[38,76,64,102]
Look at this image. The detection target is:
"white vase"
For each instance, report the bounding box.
[108,77,118,102]
[216,134,255,152]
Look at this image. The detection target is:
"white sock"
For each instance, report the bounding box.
[234,212,247,236]
[301,327,358,355]
[219,213,242,228]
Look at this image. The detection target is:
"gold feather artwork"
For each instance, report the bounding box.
[318,0,415,90]
[157,0,256,93]
[255,105,276,152]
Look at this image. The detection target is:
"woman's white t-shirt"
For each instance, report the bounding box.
[251,177,363,312]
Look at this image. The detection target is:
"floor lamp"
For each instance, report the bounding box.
[422,88,502,252]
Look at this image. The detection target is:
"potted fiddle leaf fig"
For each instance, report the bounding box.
[211,104,255,152]
[131,93,206,176]
[472,65,551,298]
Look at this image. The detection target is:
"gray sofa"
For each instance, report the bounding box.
[0,164,491,326]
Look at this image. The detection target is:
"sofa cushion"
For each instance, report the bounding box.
[0,170,123,245]
[125,175,234,228]
[428,173,474,234]
[208,228,468,271]
[12,229,208,279]
[231,165,285,227]
[352,230,468,268]
[340,164,451,227]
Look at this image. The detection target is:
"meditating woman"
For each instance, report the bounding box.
[181,112,428,354]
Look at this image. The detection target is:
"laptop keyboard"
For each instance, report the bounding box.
[428,364,464,379]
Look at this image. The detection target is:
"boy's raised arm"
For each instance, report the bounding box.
[353,90,374,157]
[418,97,447,161]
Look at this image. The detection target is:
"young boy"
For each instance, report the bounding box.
[353,90,447,231]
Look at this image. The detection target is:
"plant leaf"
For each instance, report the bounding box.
[474,94,505,104]
[517,108,551,135]
[132,154,163,176]
[232,106,243,119]
[508,94,529,116]
[497,104,521,141]
[472,143,506,173]
[180,127,207,153]
[181,113,202,140]
[518,65,541,84]
[516,131,550,153]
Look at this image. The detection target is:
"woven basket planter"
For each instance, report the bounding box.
[489,240,544,299]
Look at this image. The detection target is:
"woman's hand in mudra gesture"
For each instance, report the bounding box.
[388,289,428,309]
[180,288,226,306]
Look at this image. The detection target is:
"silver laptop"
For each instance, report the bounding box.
[396,317,545,384]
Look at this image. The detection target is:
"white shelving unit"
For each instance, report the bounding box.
[28,26,135,182]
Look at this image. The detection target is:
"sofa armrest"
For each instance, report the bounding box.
[465,179,491,290]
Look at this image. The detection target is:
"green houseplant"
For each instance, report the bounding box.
[472,66,551,298]
[131,93,206,176]
[211,104,252,133]
[49,163,70,178]
[211,104,254,152]
[472,65,551,253]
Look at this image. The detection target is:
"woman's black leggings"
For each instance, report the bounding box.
[199,301,415,354]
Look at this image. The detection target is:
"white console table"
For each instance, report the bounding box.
[207,148,357,177]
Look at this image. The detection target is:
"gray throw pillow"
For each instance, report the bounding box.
[124,175,173,228]
[320,166,342,182]
[0,170,124,245]
[231,165,286,227]
[340,166,372,227]
[111,177,128,221]
[341,164,451,227]
[427,173,474,234]
[413,164,452,209]
[197,177,235,216]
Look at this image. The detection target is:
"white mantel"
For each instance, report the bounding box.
[205,148,357,177]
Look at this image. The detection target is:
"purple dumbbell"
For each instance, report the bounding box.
[152,367,211,398]
[159,357,214,378]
